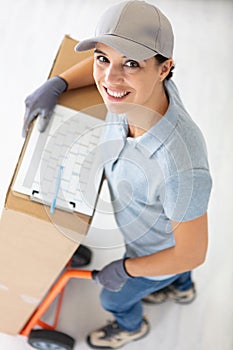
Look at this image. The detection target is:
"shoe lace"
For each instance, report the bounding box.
[101,320,121,339]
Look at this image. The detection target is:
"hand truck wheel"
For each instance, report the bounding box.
[70,244,92,267]
[28,329,75,350]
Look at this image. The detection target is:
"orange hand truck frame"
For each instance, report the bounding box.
[19,267,93,350]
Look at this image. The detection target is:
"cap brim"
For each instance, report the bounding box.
[75,35,157,61]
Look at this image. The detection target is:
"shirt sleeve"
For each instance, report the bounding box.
[159,168,212,222]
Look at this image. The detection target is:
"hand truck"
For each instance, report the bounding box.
[19,245,94,350]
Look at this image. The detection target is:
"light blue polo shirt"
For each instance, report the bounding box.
[101,79,212,280]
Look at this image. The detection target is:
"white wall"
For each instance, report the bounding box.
[0,1,232,349]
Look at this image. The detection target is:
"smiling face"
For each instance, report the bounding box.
[93,43,172,115]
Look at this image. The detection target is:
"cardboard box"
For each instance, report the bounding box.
[0,35,105,335]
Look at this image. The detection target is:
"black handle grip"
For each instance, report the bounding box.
[92,270,100,280]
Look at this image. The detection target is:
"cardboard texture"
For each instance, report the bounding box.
[0,35,105,335]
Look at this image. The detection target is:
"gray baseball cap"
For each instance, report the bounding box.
[75,0,174,61]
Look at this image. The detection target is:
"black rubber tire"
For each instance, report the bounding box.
[70,244,92,267]
[28,329,75,350]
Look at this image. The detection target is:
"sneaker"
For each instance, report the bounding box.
[86,317,150,349]
[142,283,196,305]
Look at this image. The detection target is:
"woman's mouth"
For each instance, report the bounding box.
[104,87,130,100]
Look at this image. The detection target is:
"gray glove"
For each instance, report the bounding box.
[92,259,132,291]
[22,76,68,137]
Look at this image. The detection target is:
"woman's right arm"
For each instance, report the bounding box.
[60,56,95,90]
[22,56,95,137]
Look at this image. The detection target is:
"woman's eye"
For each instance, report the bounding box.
[124,60,140,68]
[96,55,109,63]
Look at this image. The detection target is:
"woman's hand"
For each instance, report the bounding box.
[22,76,68,137]
[92,259,133,291]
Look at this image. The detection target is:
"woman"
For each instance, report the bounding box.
[23,1,212,348]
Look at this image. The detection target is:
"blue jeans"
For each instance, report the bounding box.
[100,271,192,331]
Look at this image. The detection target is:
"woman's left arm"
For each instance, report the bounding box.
[125,212,208,277]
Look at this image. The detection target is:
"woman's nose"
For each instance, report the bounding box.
[105,64,124,83]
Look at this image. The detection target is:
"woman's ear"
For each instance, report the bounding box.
[160,59,173,81]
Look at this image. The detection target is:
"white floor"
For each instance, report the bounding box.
[0,0,233,349]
